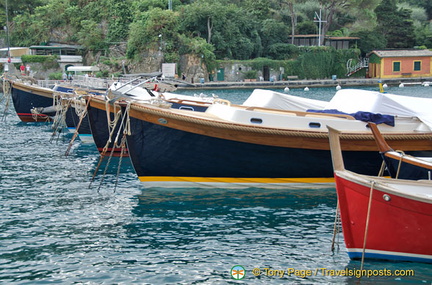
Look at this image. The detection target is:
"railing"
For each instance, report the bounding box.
[0,57,22,63]
[36,75,146,90]
[70,75,111,89]
[36,79,66,88]
[346,58,369,76]
[36,76,111,90]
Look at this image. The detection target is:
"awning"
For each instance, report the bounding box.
[67,66,100,72]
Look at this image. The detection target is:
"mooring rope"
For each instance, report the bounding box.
[73,95,88,118]
[378,160,386,177]
[1,76,12,120]
[51,92,71,142]
[114,101,132,192]
[97,138,117,192]
[105,98,122,140]
[331,200,341,253]
[395,150,406,179]
[65,95,92,156]
[361,181,375,271]
[96,101,133,192]
[89,99,123,190]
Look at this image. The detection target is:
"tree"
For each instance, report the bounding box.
[106,0,133,42]
[403,0,432,20]
[0,0,45,23]
[127,8,180,59]
[350,30,386,55]
[375,0,415,48]
[319,0,381,46]
[414,22,432,48]
[10,12,50,46]
[179,0,261,59]
[275,0,307,44]
[260,19,290,53]
[287,1,297,44]
[77,20,105,50]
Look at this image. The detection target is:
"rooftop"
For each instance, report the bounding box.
[370,49,432,57]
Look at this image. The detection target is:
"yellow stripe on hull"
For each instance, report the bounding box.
[139,176,335,184]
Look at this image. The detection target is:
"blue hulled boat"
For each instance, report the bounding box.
[86,91,432,188]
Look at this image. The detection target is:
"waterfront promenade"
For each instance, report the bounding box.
[178,76,432,90]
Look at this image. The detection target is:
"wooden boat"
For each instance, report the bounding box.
[87,93,432,188]
[87,80,215,156]
[328,126,432,263]
[369,122,432,180]
[7,78,100,144]
[9,79,57,122]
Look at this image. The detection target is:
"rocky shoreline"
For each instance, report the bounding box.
[177,77,432,90]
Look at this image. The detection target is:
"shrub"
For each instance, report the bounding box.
[243,70,257,79]
[21,55,58,63]
[48,72,62,80]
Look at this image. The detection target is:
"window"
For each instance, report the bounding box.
[250,118,263,124]
[393,62,401,72]
[414,61,421,71]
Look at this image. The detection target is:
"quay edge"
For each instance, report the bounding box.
[177,77,432,90]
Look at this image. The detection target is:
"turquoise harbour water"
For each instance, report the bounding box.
[1,85,432,284]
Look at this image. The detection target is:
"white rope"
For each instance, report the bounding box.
[395,150,406,179]
[72,92,88,118]
[361,181,375,270]
[50,92,70,140]
[65,95,92,156]
[331,200,340,253]
[1,76,12,118]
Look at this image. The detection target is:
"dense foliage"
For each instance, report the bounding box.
[0,0,431,77]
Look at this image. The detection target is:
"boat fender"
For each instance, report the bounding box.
[153,84,160,91]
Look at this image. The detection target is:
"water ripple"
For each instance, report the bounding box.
[1,95,431,284]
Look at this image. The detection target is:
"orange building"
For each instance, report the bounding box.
[367,49,432,78]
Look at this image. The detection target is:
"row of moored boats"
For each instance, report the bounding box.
[3,72,432,264]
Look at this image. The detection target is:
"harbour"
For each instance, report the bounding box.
[1,84,432,283]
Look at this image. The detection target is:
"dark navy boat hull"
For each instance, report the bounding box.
[126,117,432,184]
[11,84,55,122]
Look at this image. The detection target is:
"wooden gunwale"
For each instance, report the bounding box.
[336,170,432,208]
[384,152,432,169]
[11,81,54,99]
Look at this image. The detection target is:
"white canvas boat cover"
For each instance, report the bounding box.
[325,89,432,129]
[242,89,327,111]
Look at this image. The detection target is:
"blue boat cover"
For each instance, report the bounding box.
[307,109,395,126]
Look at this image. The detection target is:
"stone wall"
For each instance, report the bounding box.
[214,62,282,82]
[178,54,207,84]
[7,61,61,80]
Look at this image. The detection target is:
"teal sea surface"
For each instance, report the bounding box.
[1,85,432,284]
